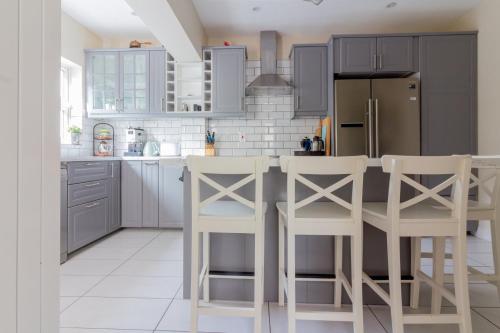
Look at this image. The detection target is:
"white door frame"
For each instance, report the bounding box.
[0,0,60,332]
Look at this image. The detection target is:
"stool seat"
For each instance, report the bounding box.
[276,201,351,220]
[201,201,268,218]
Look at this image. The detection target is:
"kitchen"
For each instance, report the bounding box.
[3,0,500,332]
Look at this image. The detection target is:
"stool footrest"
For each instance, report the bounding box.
[285,272,336,282]
[198,300,258,318]
[296,310,355,322]
[209,270,255,280]
[403,314,460,325]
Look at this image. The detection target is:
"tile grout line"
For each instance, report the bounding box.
[152,283,183,332]
[367,305,390,333]
[60,230,166,316]
[471,308,500,330]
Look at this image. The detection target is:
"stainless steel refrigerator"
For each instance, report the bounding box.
[335,78,420,157]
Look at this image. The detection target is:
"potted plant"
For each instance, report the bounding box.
[68,126,81,145]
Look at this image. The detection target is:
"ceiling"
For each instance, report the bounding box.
[62,0,479,39]
[62,0,154,39]
[192,0,479,36]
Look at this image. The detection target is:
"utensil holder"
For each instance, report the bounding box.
[205,143,215,156]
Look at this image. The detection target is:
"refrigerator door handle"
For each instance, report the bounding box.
[374,99,380,158]
[367,98,374,158]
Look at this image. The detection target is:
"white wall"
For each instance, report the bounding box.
[0,0,60,331]
[61,12,102,65]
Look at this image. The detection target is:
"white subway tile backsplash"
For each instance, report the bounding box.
[62,60,319,159]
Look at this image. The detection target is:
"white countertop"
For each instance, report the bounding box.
[61,155,500,169]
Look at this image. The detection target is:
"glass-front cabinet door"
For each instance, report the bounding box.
[86,51,120,114]
[120,51,150,113]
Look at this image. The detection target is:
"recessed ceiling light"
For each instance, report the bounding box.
[386,2,397,8]
[304,0,324,6]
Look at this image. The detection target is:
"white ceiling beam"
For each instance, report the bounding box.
[124,0,206,62]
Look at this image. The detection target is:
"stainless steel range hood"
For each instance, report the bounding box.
[246,31,293,96]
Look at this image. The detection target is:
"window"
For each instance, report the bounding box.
[60,58,83,144]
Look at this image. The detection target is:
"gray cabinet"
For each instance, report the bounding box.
[86,52,120,114]
[120,51,150,113]
[109,161,121,232]
[338,37,377,73]
[334,36,415,74]
[212,47,246,115]
[291,44,328,116]
[149,50,167,113]
[159,164,184,228]
[68,198,108,252]
[377,37,415,72]
[121,161,143,227]
[142,161,159,227]
[86,48,166,116]
[420,34,477,157]
[67,161,111,185]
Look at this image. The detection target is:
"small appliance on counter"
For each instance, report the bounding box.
[93,123,114,156]
[143,141,160,157]
[295,135,326,156]
[160,140,180,156]
[124,127,145,156]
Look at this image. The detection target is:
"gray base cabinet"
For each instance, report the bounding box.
[68,198,108,252]
[64,161,121,254]
[159,164,184,228]
[122,161,143,227]
[109,161,121,232]
[142,161,159,228]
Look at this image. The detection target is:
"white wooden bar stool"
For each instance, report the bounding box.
[414,166,500,311]
[277,155,368,333]
[362,155,473,333]
[187,156,270,333]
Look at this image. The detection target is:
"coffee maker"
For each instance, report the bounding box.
[124,127,145,156]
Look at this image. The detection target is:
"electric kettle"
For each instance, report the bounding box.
[143,141,160,157]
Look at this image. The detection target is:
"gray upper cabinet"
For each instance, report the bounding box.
[149,50,167,113]
[420,34,477,157]
[121,161,143,227]
[120,51,150,113]
[337,38,377,73]
[86,52,120,114]
[86,48,166,117]
[334,36,415,74]
[142,161,159,228]
[212,47,246,115]
[291,44,328,116]
[377,37,415,72]
[159,164,184,228]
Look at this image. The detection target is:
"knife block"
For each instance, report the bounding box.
[205,143,215,156]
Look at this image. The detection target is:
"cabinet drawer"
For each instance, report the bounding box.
[68,161,111,184]
[68,198,108,253]
[68,179,110,207]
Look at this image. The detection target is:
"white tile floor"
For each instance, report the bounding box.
[60,230,500,332]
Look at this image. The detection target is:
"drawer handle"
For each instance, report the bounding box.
[84,162,100,166]
[85,202,100,208]
[84,182,101,187]
[144,162,158,166]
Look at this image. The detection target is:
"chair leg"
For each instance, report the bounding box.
[410,237,422,309]
[431,237,446,314]
[351,232,364,333]
[387,231,404,333]
[254,224,264,333]
[287,230,296,333]
[278,214,285,306]
[203,232,210,303]
[190,229,200,333]
[452,234,473,333]
[334,235,344,308]
[490,217,500,298]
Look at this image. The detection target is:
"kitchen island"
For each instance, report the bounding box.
[181,156,500,305]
